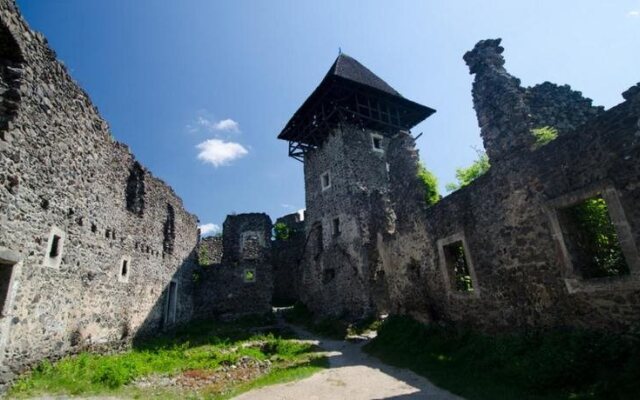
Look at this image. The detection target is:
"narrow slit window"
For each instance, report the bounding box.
[43,227,65,269]
[164,281,178,327]
[332,218,341,237]
[557,195,630,279]
[118,256,131,282]
[49,235,61,258]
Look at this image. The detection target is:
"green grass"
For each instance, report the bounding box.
[283,302,384,340]
[8,315,327,399]
[364,316,640,400]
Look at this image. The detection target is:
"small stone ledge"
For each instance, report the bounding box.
[0,247,20,264]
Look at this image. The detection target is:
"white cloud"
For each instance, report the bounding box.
[213,118,240,132]
[196,139,248,167]
[297,209,305,221]
[197,117,240,133]
[628,10,640,17]
[198,223,221,236]
[281,203,293,209]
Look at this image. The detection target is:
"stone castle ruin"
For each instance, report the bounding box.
[1,0,639,390]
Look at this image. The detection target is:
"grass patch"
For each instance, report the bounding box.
[217,356,329,399]
[9,315,327,399]
[364,316,640,400]
[283,302,383,340]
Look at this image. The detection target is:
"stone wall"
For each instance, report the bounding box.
[291,38,640,335]
[199,236,223,265]
[379,40,640,333]
[193,213,273,319]
[0,0,199,388]
[272,212,305,305]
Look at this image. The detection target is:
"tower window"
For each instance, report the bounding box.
[371,133,384,152]
[43,227,65,269]
[320,171,331,191]
[332,218,341,237]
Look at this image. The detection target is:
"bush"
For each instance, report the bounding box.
[273,222,291,241]
[531,126,558,149]
[417,163,440,206]
[445,150,490,192]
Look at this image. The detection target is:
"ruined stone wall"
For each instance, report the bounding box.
[0,0,199,387]
[199,236,223,265]
[271,212,305,305]
[525,82,604,136]
[193,214,273,319]
[379,40,640,333]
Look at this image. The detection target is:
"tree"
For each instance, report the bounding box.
[445,150,490,192]
[417,163,440,206]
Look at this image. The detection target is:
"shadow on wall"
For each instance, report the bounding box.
[130,247,200,344]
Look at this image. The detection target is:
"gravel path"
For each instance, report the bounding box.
[232,325,463,400]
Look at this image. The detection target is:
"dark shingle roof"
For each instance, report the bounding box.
[277,53,435,148]
[327,54,402,97]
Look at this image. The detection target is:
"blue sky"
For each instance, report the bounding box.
[16,1,640,235]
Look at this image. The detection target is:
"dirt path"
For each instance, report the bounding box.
[232,324,462,400]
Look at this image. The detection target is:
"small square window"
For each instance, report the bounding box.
[320,171,331,191]
[332,218,341,237]
[371,133,384,152]
[243,268,256,283]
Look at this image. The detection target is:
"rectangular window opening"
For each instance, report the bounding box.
[121,259,128,277]
[0,263,15,317]
[165,281,178,326]
[332,218,341,237]
[371,134,383,152]
[320,171,331,191]
[49,235,61,258]
[558,195,630,279]
[443,241,474,292]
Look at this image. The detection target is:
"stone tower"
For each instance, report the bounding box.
[278,54,435,317]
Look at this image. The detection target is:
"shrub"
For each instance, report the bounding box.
[531,126,558,149]
[445,150,490,192]
[417,163,440,206]
[273,222,291,241]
